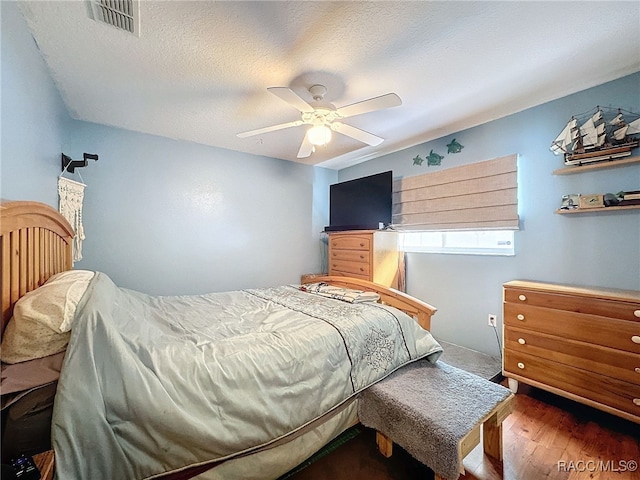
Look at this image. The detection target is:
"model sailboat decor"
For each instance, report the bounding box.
[550,107,640,166]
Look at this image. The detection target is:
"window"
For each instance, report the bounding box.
[393,154,518,255]
[399,230,515,256]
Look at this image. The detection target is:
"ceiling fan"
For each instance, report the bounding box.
[237,85,402,158]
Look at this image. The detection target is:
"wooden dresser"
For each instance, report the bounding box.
[502,280,640,424]
[327,230,400,289]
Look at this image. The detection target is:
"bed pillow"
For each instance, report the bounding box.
[0,270,94,364]
[300,282,381,303]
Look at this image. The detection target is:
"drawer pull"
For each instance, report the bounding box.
[517,362,525,369]
[635,310,640,318]
[360,243,365,247]
[517,314,525,321]
[634,399,640,406]
[518,294,527,301]
[518,338,526,345]
[632,336,640,345]
[635,368,640,374]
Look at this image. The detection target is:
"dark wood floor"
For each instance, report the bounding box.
[289,382,640,480]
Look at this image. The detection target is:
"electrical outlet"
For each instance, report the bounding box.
[488,314,497,327]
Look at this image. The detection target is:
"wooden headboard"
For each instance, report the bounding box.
[0,201,74,335]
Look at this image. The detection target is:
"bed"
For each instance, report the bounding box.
[0,200,441,480]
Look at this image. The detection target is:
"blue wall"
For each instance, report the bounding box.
[1,1,71,205]
[340,72,640,355]
[62,121,334,294]
[1,1,336,295]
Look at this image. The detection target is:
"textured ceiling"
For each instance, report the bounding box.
[18,1,640,169]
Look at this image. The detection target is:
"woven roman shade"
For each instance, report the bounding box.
[392,154,518,231]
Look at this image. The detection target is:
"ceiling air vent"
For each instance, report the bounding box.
[89,0,140,36]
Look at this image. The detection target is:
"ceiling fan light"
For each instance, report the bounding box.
[307,125,332,146]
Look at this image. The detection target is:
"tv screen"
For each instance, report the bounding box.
[326,171,392,232]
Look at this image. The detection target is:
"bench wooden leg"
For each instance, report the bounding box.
[483,417,503,460]
[376,431,393,458]
[482,395,513,461]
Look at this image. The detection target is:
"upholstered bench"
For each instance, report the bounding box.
[358,360,513,480]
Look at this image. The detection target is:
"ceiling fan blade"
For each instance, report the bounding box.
[336,93,402,119]
[267,87,315,113]
[297,132,314,158]
[332,122,384,146]
[237,120,302,138]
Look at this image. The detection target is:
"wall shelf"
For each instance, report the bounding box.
[555,205,640,214]
[553,155,640,175]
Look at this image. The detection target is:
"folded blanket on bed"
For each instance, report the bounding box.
[299,282,381,303]
[52,273,441,479]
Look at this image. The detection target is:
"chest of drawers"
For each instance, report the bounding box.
[502,280,640,424]
[327,230,400,289]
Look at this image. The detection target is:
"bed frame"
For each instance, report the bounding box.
[0,201,74,335]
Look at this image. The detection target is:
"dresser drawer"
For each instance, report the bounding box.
[504,287,640,322]
[504,349,640,417]
[504,302,640,354]
[329,235,371,251]
[330,249,369,263]
[329,270,369,281]
[504,326,640,384]
[330,260,371,277]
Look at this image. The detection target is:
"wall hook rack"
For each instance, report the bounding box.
[61,153,98,173]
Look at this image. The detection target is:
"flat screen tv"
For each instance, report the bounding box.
[325,171,393,232]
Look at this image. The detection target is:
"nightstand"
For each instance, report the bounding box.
[33,450,54,480]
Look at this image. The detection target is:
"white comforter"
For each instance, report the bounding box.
[52,273,442,479]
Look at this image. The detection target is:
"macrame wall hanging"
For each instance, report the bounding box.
[58,176,86,262]
[58,153,98,263]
